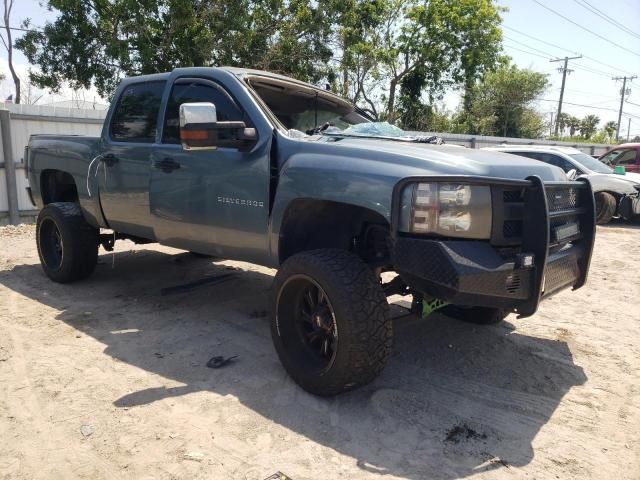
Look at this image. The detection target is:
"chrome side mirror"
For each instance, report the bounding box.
[566,169,578,180]
[179,102,257,152]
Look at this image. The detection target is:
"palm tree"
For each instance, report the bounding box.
[580,115,600,139]
[603,121,617,141]
[567,116,581,138]
[556,112,570,137]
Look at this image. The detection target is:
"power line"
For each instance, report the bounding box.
[503,26,578,55]
[539,99,640,119]
[0,24,42,33]
[531,0,640,58]
[503,26,636,77]
[571,64,615,78]
[572,0,640,41]
[503,35,553,58]
[560,88,620,100]
[503,43,551,60]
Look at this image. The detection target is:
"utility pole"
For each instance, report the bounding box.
[549,112,554,137]
[551,56,582,137]
[613,75,637,142]
[628,118,632,142]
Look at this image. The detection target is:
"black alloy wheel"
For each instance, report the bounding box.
[39,217,64,271]
[276,275,338,374]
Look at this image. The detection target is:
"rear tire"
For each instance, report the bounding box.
[595,192,616,225]
[442,305,507,325]
[271,249,392,396]
[36,202,99,283]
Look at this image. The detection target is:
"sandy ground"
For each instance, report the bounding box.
[0,222,639,480]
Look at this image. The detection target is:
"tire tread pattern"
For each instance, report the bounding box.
[595,192,616,225]
[36,202,99,283]
[271,249,392,396]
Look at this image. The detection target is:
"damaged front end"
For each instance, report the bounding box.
[389,176,596,319]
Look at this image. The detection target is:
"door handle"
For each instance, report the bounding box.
[101,153,119,167]
[154,157,181,173]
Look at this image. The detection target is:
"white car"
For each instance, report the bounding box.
[483,145,640,224]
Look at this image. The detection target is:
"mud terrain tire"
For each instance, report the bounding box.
[271,249,392,396]
[36,202,99,283]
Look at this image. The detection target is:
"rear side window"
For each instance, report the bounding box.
[162,81,247,144]
[110,81,166,143]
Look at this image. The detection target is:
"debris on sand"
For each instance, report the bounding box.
[263,473,293,480]
[206,355,238,369]
[444,424,487,444]
[80,425,94,437]
[160,273,236,296]
[183,451,205,462]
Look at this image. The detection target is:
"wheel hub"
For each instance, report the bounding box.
[299,284,337,361]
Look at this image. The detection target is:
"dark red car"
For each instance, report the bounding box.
[599,143,640,173]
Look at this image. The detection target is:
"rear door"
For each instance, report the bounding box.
[98,80,165,238]
[149,77,272,262]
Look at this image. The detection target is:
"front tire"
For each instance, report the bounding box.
[271,249,392,396]
[595,192,616,225]
[36,202,99,283]
[442,305,507,325]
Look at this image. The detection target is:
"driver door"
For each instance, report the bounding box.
[149,78,271,263]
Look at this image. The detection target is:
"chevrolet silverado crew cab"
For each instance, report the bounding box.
[25,67,596,395]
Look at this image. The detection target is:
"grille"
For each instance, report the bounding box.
[503,189,524,203]
[546,187,579,212]
[503,220,522,238]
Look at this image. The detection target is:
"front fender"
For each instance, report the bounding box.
[268,154,400,263]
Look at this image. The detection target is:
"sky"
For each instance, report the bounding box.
[1,0,639,137]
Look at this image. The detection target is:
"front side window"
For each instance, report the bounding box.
[162,81,246,144]
[601,149,622,165]
[111,81,165,143]
[613,149,637,165]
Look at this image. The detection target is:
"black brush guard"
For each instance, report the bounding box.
[390,176,596,318]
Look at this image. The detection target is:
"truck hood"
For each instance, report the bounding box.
[315,136,568,182]
[622,171,640,184]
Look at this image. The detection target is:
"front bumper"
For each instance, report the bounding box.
[391,176,596,318]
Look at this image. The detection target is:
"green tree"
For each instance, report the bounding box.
[603,120,617,140]
[580,114,600,139]
[467,63,549,137]
[556,112,570,137]
[332,0,388,118]
[17,0,337,97]
[377,0,503,121]
[567,115,581,137]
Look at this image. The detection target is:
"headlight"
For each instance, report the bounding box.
[399,182,492,239]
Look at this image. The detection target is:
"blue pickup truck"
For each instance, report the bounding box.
[25,67,596,395]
